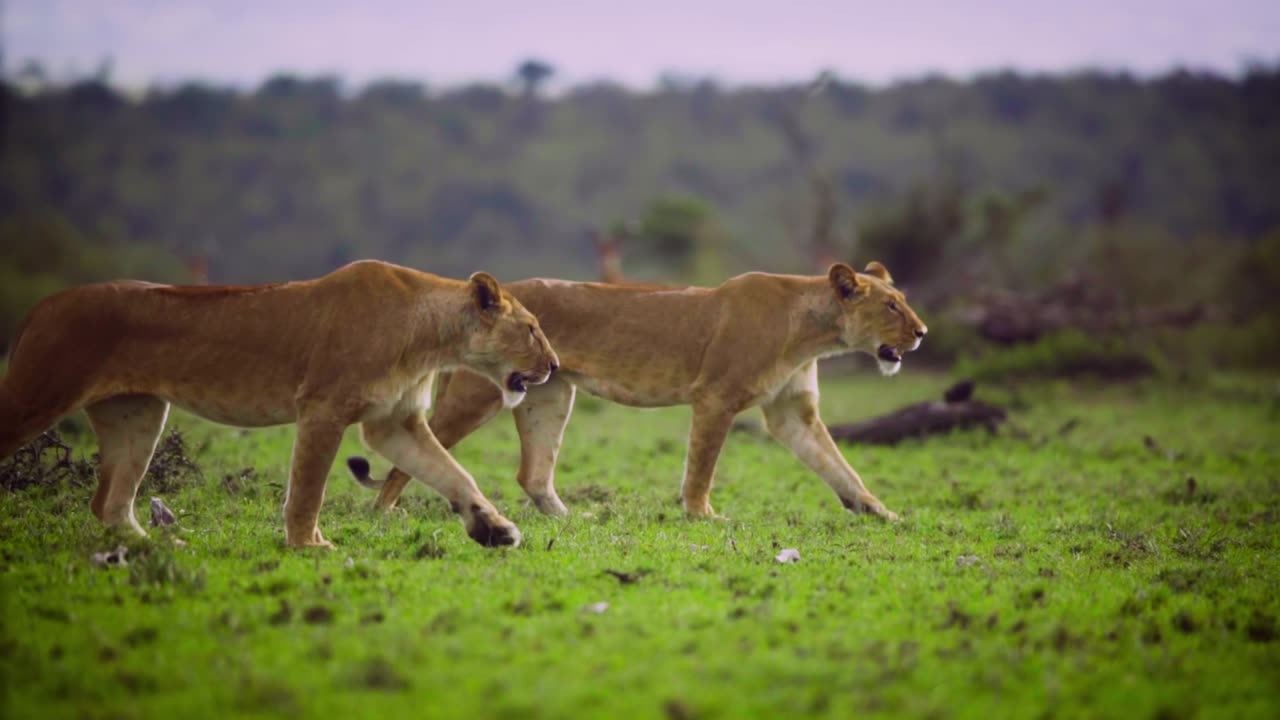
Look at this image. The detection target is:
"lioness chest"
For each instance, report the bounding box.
[357,372,436,423]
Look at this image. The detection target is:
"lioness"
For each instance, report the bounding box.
[0,261,559,548]
[349,262,925,520]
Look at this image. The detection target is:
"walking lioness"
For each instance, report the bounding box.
[0,261,559,548]
[349,262,925,520]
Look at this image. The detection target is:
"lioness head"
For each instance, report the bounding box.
[828,261,928,376]
[462,272,559,407]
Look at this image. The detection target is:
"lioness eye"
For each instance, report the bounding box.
[528,325,537,337]
[887,301,898,312]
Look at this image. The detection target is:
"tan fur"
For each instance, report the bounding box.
[0,260,558,548]
[358,262,926,520]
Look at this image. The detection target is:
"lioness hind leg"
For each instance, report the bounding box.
[512,376,575,516]
[85,394,171,535]
[283,414,346,549]
[681,406,735,518]
[0,375,87,460]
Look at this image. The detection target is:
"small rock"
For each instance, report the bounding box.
[149,497,177,528]
[582,601,609,615]
[775,548,801,564]
[91,545,129,568]
[956,554,981,568]
[688,544,710,552]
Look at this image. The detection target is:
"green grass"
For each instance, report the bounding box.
[2,371,1279,719]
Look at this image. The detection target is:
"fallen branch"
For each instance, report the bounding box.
[828,380,1007,445]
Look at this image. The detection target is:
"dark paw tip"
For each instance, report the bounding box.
[346,456,371,477]
[467,519,518,547]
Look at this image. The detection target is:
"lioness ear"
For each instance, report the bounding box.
[864,261,893,284]
[469,272,504,313]
[828,263,862,301]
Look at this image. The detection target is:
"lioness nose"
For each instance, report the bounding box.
[915,327,927,338]
[549,360,560,373]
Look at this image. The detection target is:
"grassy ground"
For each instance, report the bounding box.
[2,370,1278,719]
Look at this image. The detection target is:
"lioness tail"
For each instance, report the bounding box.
[345,456,386,491]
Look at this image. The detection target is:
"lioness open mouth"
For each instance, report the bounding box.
[506,372,529,393]
[877,344,902,364]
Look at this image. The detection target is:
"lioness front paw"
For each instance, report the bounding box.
[841,496,899,522]
[461,503,522,548]
[683,502,729,521]
[286,526,336,549]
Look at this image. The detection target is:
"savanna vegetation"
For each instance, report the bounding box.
[1,371,1277,718]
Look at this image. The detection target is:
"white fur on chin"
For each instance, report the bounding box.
[500,388,527,408]
[876,358,902,376]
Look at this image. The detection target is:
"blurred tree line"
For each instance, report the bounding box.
[1,64,1278,353]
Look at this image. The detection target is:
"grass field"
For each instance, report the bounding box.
[2,370,1278,719]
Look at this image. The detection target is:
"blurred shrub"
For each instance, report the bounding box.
[635,194,727,281]
[1228,230,1280,316]
[1149,317,1280,371]
[954,330,1164,383]
[855,180,964,288]
[0,212,185,349]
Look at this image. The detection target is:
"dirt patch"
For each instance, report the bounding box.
[565,483,614,503]
[940,603,974,630]
[302,605,334,625]
[354,657,409,692]
[1245,611,1276,643]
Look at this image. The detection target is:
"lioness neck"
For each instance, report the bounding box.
[404,286,474,371]
[775,275,849,366]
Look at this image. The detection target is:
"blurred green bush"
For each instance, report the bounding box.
[0,212,185,349]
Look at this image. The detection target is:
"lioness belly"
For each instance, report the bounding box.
[165,389,297,427]
[563,372,686,408]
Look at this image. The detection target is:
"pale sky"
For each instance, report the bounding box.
[6,0,1279,89]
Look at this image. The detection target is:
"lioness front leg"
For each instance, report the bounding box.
[284,413,347,548]
[363,370,506,511]
[361,415,521,547]
[512,376,575,516]
[762,387,898,521]
[681,405,735,518]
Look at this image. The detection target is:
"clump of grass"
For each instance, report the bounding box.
[144,429,203,493]
[353,657,410,692]
[126,540,206,593]
[0,430,95,491]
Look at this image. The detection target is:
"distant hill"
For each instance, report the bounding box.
[2,68,1278,285]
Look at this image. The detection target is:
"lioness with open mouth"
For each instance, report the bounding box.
[350,262,925,521]
[0,261,558,548]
